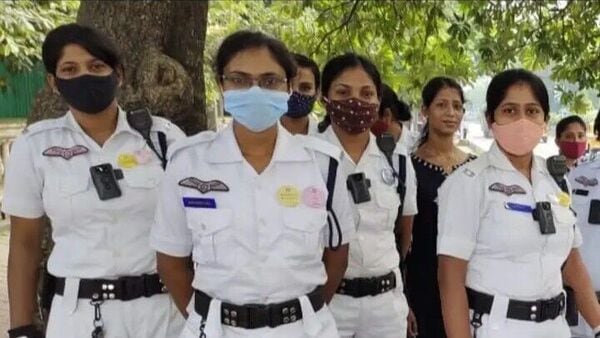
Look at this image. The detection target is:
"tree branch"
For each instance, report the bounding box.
[312,0,361,55]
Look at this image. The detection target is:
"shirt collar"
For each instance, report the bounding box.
[206,122,311,164]
[487,141,546,175]
[322,126,382,160]
[62,107,140,138]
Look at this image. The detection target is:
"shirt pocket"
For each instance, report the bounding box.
[186,208,235,266]
[44,174,91,227]
[123,166,162,189]
[281,208,326,264]
[548,204,576,257]
[358,186,399,232]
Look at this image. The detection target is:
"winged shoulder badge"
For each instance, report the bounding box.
[178,177,229,194]
[488,182,527,196]
[42,145,89,160]
[574,176,598,187]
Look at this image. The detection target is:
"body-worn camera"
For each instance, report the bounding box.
[533,201,556,235]
[90,163,122,200]
[347,172,371,204]
[589,199,600,224]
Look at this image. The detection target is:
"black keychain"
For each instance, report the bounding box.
[533,201,556,234]
[90,295,104,338]
[347,172,371,204]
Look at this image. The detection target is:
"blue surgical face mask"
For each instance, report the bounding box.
[223,86,290,132]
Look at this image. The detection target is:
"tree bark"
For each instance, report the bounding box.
[27,0,209,328]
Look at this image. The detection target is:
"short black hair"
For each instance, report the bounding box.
[379,84,411,122]
[42,23,122,75]
[319,53,382,132]
[214,30,296,81]
[556,115,586,139]
[292,53,320,90]
[485,69,550,123]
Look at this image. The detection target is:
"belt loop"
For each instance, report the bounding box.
[202,298,223,337]
[299,295,321,336]
[488,294,509,330]
[61,277,80,314]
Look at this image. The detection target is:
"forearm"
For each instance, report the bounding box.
[157,253,194,317]
[323,244,349,303]
[563,249,600,329]
[398,216,414,259]
[438,256,472,338]
[8,233,43,328]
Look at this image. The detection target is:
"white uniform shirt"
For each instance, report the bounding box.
[151,123,355,304]
[307,116,319,136]
[2,109,184,279]
[568,159,600,290]
[438,142,582,300]
[317,127,418,279]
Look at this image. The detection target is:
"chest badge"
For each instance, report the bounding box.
[42,145,88,160]
[381,168,396,185]
[178,177,229,194]
[574,176,598,187]
[302,186,326,208]
[117,153,138,169]
[488,182,526,196]
[277,185,301,208]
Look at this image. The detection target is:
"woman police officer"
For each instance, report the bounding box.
[151,30,354,338]
[437,69,600,338]
[3,24,185,338]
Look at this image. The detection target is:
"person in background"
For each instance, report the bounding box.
[281,53,320,135]
[371,84,412,142]
[438,68,600,338]
[406,76,475,338]
[555,115,588,169]
[317,53,418,338]
[568,109,600,338]
[3,23,185,338]
[152,30,354,338]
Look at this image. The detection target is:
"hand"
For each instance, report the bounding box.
[407,307,419,337]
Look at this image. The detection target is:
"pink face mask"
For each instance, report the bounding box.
[559,140,587,160]
[491,119,544,156]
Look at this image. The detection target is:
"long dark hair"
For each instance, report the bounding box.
[418,76,464,146]
[318,53,382,133]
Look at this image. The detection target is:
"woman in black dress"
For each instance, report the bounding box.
[406,77,475,338]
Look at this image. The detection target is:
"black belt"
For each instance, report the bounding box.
[467,287,565,322]
[54,273,166,301]
[194,286,324,329]
[336,271,396,298]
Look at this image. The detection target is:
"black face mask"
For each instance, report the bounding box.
[55,73,119,114]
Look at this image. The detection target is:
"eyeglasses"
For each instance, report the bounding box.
[222,74,288,90]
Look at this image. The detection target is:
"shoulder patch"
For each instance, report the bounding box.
[167,130,216,160]
[460,156,488,178]
[22,117,64,136]
[298,135,342,160]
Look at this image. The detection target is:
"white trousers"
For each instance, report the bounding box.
[179,295,339,338]
[46,293,184,338]
[570,313,594,338]
[470,310,570,338]
[328,288,408,338]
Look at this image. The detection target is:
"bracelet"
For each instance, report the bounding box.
[7,325,43,338]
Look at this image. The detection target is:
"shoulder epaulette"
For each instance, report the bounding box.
[168,130,216,160]
[298,135,342,160]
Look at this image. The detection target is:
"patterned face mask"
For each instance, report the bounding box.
[286,91,316,118]
[325,97,379,134]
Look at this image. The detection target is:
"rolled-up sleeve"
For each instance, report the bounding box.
[150,158,193,257]
[2,136,45,219]
[437,169,482,261]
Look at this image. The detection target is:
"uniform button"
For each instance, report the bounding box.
[530,313,537,320]
[530,305,537,312]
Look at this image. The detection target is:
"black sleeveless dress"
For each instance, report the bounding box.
[406,153,476,338]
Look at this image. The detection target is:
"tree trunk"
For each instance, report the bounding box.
[29,0,209,135]
[28,0,209,328]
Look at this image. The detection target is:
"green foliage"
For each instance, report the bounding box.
[0,0,78,72]
[207,0,600,114]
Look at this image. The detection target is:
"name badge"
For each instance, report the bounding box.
[504,202,534,214]
[183,197,216,209]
